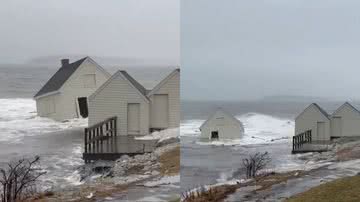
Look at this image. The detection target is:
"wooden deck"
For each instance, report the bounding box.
[83,116,157,163]
[291,142,330,154]
[292,130,330,154]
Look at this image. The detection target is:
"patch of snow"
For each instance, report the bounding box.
[328,159,360,174]
[135,128,179,143]
[86,192,94,199]
[113,174,151,185]
[144,175,180,187]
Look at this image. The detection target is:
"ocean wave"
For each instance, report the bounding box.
[0,98,88,142]
[181,112,294,146]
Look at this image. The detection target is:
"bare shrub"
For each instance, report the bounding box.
[0,156,46,202]
[242,152,271,178]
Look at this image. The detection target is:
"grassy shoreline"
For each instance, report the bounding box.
[287,175,360,202]
[182,170,306,202]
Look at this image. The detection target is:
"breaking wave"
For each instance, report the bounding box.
[0,98,88,143]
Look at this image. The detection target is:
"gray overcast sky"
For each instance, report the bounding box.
[181,0,360,101]
[0,0,179,64]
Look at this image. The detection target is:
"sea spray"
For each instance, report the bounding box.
[0,98,88,142]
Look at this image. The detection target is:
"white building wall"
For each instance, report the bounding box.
[54,59,110,121]
[295,104,331,141]
[149,71,180,129]
[88,73,150,136]
[35,93,61,120]
[200,110,244,140]
[332,104,360,137]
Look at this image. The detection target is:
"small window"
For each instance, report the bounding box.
[83,74,96,88]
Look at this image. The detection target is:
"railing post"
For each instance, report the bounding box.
[84,128,88,154]
[110,118,114,153]
[100,124,103,153]
[293,136,295,151]
[89,129,92,153]
[83,116,118,161]
[97,127,99,153]
[114,117,118,153]
[106,121,109,153]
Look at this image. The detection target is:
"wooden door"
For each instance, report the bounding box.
[127,103,140,135]
[151,94,169,128]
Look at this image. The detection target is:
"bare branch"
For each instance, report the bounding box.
[0,156,46,202]
[242,152,271,178]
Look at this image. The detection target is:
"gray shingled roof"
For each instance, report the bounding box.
[34,57,87,98]
[120,70,149,95]
[312,103,330,118]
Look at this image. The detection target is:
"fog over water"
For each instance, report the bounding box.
[181,0,360,101]
[0,0,179,65]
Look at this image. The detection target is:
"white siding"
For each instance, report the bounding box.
[54,59,109,120]
[332,104,360,137]
[150,94,169,128]
[331,117,342,137]
[127,103,141,135]
[295,104,331,141]
[35,93,61,120]
[200,110,244,140]
[88,73,149,136]
[149,71,180,129]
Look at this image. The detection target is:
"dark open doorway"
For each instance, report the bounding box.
[211,131,219,139]
[78,97,88,118]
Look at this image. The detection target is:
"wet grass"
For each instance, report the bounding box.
[182,170,305,202]
[182,185,238,202]
[287,175,360,202]
[159,146,180,176]
[255,171,304,191]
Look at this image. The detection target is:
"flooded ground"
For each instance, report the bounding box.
[180,104,360,201]
[225,158,360,201]
[181,135,305,193]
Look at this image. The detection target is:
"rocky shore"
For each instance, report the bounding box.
[31,132,180,202]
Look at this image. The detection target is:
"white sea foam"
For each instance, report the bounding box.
[135,127,179,143]
[181,113,294,146]
[0,99,88,142]
[180,119,203,137]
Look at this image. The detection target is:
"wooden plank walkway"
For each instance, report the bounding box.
[83,116,157,163]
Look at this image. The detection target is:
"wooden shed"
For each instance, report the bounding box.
[331,102,360,138]
[295,103,331,141]
[34,57,111,121]
[88,68,180,136]
[199,108,244,140]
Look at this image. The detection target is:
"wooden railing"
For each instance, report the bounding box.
[83,116,117,163]
[292,130,312,152]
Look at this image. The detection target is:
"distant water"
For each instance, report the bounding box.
[181,100,346,120]
[0,64,175,190]
[0,64,175,98]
